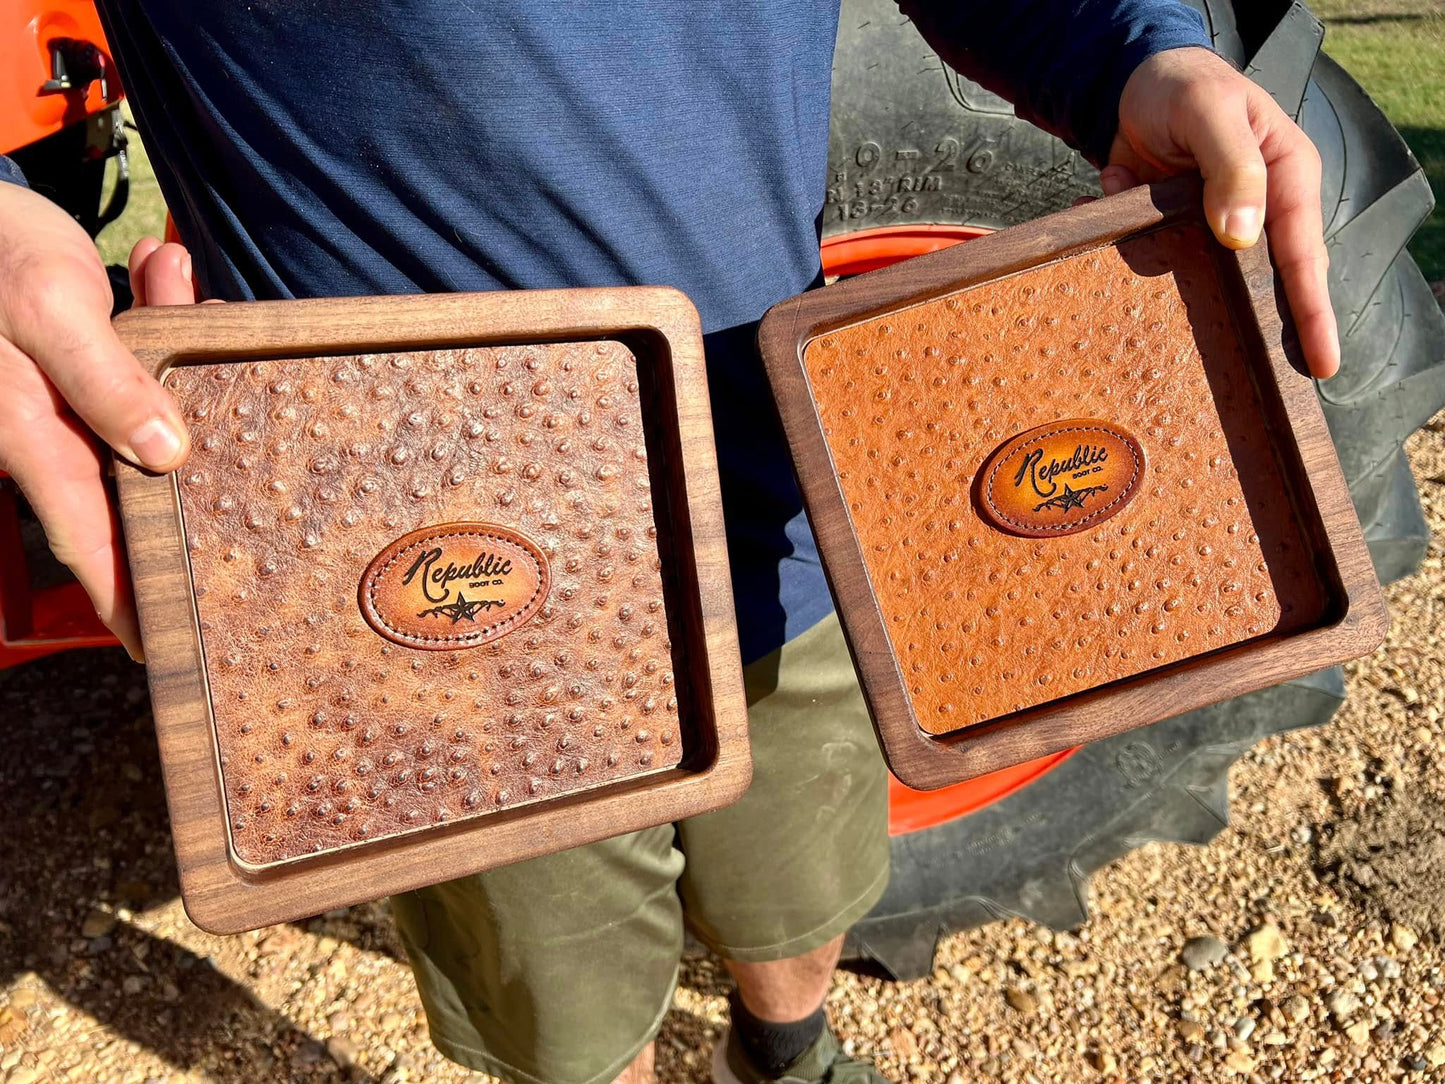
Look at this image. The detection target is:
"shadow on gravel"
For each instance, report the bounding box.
[654,954,733,1084]
[1315,792,1445,941]
[0,647,376,1082]
[0,646,742,1080]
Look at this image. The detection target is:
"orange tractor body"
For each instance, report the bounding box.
[2,0,120,155]
[1,0,125,666]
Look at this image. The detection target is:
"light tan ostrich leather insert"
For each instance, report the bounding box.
[802,222,1326,734]
[166,340,683,867]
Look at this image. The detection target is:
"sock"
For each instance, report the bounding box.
[729,990,827,1075]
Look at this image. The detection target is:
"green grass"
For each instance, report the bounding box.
[1314,0,1445,280]
[92,9,1445,283]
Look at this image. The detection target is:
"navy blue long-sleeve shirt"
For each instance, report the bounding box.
[16,1,1211,662]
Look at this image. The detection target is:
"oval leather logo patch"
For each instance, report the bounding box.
[976,419,1144,537]
[359,522,550,650]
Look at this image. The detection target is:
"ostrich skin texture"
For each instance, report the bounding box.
[165,340,683,867]
[803,221,1327,735]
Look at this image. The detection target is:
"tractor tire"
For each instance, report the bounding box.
[828,0,1445,978]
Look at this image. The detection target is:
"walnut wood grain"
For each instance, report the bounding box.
[115,288,750,933]
[758,178,1386,789]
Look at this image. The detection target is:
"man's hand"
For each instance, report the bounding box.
[1110,46,1338,379]
[0,180,195,661]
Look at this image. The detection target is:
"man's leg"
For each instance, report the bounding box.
[613,1041,656,1084]
[721,934,848,1077]
[676,613,891,1080]
[725,934,845,1021]
[610,935,847,1084]
[392,824,685,1084]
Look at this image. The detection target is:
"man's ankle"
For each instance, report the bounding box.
[728,990,827,1075]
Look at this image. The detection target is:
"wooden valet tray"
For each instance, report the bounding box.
[758,179,1387,790]
[115,288,750,932]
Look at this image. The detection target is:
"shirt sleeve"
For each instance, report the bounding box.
[895,0,1214,167]
[0,156,28,188]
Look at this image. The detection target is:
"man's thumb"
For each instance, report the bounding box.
[1190,107,1269,250]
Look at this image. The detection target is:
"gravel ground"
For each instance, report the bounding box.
[2,401,1444,1084]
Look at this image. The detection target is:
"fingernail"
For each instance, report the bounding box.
[1223,207,1262,246]
[181,254,192,283]
[125,642,145,665]
[1325,321,1342,378]
[129,416,184,469]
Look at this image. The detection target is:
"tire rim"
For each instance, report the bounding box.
[820,223,993,278]
[821,223,1080,835]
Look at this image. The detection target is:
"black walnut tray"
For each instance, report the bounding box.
[758,179,1387,790]
[115,288,750,933]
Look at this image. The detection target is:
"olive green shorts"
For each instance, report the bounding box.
[390,613,890,1084]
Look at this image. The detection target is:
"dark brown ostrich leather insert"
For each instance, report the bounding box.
[802,221,1328,734]
[166,340,683,867]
